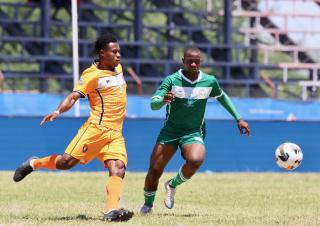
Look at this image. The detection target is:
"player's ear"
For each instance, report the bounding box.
[99,49,105,58]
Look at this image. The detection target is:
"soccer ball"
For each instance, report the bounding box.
[275,142,303,170]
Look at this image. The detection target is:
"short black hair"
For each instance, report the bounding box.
[184,46,201,56]
[95,33,118,54]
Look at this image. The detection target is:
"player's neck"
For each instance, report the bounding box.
[97,62,115,72]
[182,69,199,81]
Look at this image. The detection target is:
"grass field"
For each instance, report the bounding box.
[1,172,320,226]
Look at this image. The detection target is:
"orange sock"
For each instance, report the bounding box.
[33,155,61,170]
[105,176,123,212]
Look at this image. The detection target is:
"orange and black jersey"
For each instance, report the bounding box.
[73,63,126,132]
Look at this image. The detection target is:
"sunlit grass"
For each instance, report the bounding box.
[1,172,320,226]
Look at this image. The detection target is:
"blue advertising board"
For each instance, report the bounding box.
[1,94,320,121]
[0,117,319,172]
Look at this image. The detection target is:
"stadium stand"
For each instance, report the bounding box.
[0,0,320,99]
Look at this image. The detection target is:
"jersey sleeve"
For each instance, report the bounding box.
[153,76,172,98]
[209,78,223,98]
[150,76,172,110]
[210,77,241,120]
[73,74,96,97]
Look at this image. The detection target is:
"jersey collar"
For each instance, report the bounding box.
[93,60,119,75]
[178,69,202,84]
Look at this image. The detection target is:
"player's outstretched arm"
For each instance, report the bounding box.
[216,91,250,136]
[237,119,250,136]
[216,91,241,120]
[40,92,81,125]
[150,92,174,110]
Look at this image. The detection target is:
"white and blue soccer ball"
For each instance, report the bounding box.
[275,142,303,170]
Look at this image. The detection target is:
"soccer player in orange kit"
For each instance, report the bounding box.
[13,33,133,222]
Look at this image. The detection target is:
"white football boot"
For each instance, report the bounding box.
[164,180,176,209]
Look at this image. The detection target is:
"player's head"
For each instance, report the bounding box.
[95,33,121,68]
[182,46,202,74]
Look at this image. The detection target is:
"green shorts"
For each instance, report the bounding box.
[156,129,205,151]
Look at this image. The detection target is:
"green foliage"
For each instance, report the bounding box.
[1,62,38,72]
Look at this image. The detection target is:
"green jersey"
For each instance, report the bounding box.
[151,69,241,134]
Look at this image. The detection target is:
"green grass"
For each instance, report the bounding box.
[1,172,320,226]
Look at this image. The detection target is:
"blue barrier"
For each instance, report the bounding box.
[2,93,320,120]
[1,117,319,172]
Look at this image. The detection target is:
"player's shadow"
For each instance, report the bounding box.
[47,214,98,221]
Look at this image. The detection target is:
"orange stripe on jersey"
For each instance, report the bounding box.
[73,63,127,131]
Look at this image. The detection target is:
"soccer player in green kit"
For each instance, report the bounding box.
[140,47,251,215]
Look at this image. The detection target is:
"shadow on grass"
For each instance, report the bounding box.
[46,214,98,221]
[18,214,99,221]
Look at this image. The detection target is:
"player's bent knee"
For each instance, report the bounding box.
[186,157,204,168]
[107,160,126,178]
[148,167,163,179]
[56,156,78,170]
[110,167,125,178]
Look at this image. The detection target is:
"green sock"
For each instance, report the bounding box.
[144,189,156,206]
[170,167,188,188]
